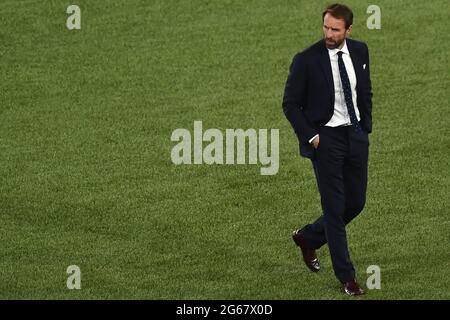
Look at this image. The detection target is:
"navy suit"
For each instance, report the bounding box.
[283,38,372,159]
[282,38,373,283]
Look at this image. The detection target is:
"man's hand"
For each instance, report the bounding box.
[311,135,320,149]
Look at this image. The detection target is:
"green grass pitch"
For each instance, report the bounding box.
[0,0,449,299]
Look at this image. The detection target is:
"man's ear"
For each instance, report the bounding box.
[346,25,353,36]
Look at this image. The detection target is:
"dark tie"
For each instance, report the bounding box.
[337,51,361,132]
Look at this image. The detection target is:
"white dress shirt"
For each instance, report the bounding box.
[309,40,361,144]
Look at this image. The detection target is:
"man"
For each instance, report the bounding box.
[282,3,372,296]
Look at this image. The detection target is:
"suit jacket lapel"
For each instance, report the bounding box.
[319,40,335,97]
[346,39,363,92]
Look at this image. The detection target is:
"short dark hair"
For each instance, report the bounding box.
[322,3,353,29]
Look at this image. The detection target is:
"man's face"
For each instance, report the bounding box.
[323,13,352,49]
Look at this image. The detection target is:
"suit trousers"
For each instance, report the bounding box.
[301,124,369,283]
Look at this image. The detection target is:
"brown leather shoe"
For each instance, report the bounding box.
[342,279,365,296]
[292,229,320,272]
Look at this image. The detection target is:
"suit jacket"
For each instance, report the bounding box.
[282,38,373,159]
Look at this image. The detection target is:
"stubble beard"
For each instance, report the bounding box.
[325,37,345,49]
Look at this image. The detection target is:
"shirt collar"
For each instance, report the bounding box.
[327,40,349,57]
